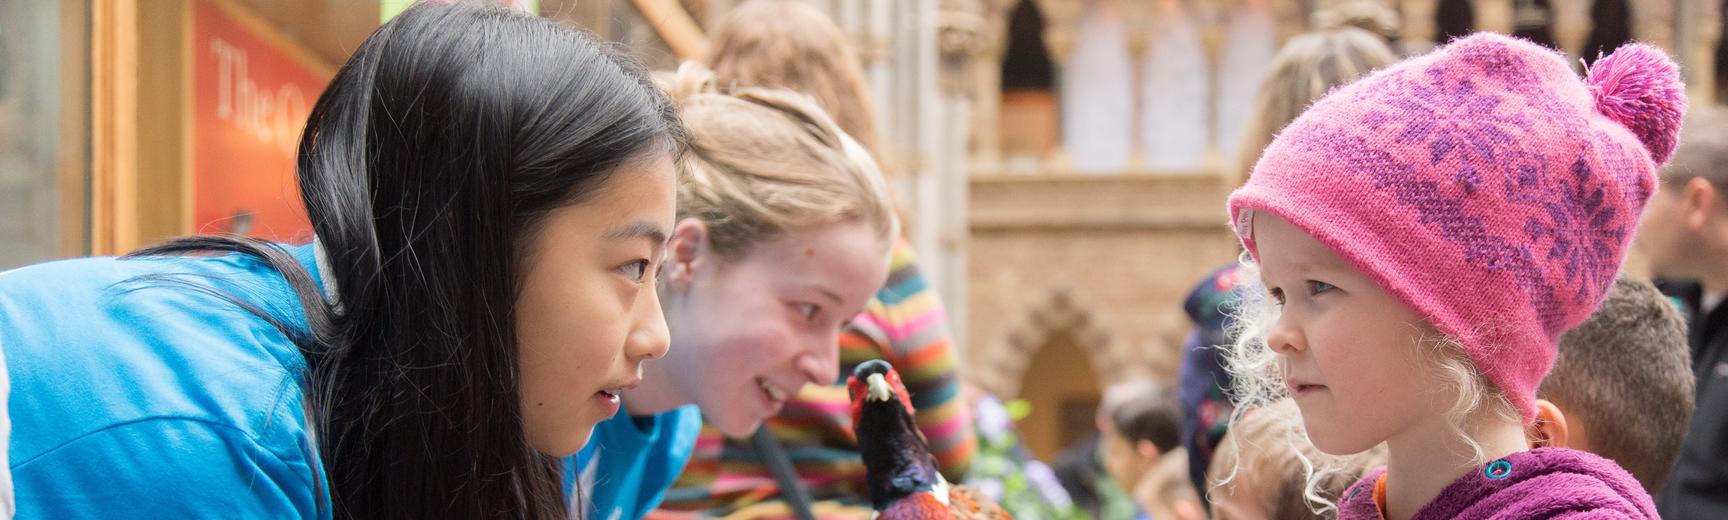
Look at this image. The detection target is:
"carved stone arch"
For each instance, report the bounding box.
[972,286,1130,400]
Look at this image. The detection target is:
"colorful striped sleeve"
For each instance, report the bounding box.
[841,240,976,477]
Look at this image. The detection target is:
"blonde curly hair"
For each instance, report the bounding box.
[1219,257,1520,514]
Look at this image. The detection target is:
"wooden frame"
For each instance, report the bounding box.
[90,0,139,255]
[89,0,340,255]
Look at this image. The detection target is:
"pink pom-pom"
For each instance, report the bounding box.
[1586,42,1687,164]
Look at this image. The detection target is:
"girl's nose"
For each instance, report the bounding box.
[627,287,671,361]
[1265,312,1306,355]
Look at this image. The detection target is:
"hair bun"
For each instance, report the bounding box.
[1587,42,1687,164]
[656,61,717,105]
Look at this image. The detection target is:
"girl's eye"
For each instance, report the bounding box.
[794,303,820,321]
[1268,288,1286,306]
[622,260,651,283]
[1306,280,1336,295]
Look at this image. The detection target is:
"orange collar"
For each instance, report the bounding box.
[1372,473,1390,520]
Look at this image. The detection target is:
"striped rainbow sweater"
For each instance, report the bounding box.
[658,239,977,514]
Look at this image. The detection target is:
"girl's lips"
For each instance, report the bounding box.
[593,390,622,417]
[1288,379,1327,396]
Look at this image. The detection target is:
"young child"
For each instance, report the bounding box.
[1224,33,1685,519]
[1179,27,1398,505]
[1208,399,1386,519]
[1532,275,1695,495]
[1101,382,1183,498]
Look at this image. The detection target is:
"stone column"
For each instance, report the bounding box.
[1472,0,1515,33]
[1630,0,1678,51]
[968,0,1018,175]
[1035,0,1082,172]
[1678,0,1721,105]
[1124,0,1152,171]
[1548,0,1594,63]
[1400,0,1441,54]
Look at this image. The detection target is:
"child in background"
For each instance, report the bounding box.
[1531,275,1695,494]
[1208,400,1386,520]
[1137,449,1206,520]
[1101,383,1183,501]
[1224,33,1684,519]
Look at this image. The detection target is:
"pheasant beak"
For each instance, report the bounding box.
[866,373,893,402]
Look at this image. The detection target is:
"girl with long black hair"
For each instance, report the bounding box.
[0,3,679,518]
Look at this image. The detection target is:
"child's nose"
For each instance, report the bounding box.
[1266,316,1306,355]
[627,287,671,361]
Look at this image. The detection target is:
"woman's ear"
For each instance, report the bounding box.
[1528,399,1571,449]
[667,218,710,287]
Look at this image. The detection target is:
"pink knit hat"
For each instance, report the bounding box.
[1227,33,1686,423]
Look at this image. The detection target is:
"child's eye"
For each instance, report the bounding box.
[1306,280,1336,295]
[621,260,651,283]
[1268,288,1286,306]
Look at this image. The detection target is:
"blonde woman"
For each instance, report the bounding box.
[572,65,899,520]
[1177,27,1397,510]
[655,1,978,516]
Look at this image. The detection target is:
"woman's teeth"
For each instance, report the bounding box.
[758,378,787,402]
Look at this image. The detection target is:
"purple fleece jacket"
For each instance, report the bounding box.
[1337,448,1657,519]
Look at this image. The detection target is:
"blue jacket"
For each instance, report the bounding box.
[570,406,702,520]
[0,245,328,518]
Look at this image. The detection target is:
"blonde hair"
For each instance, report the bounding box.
[1209,399,1386,518]
[707,0,882,160]
[1311,0,1402,43]
[1221,258,1520,514]
[1140,448,1203,520]
[1231,28,1397,185]
[662,63,897,259]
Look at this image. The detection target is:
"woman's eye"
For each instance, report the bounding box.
[795,303,820,321]
[1306,280,1335,295]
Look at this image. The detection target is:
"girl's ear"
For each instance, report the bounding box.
[1527,399,1571,449]
[668,218,711,287]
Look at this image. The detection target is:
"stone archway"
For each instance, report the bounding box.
[970,286,1139,399]
[966,286,1141,459]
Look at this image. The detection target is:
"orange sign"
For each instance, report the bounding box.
[192,0,329,241]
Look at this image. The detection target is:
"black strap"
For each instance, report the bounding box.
[750,426,818,520]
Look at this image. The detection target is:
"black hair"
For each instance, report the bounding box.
[129,3,681,518]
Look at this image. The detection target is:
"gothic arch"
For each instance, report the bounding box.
[972,286,1135,399]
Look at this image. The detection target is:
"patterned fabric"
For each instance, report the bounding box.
[1177,264,1242,503]
[1337,448,1658,519]
[1227,33,1685,422]
[658,239,976,515]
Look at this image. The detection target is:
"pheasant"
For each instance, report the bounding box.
[848,359,1012,520]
